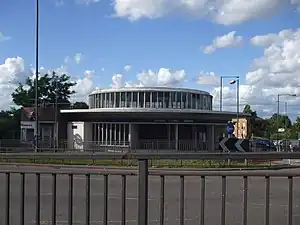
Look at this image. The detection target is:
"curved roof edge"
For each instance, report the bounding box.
[90,87,211,96]
[61,108,250,117]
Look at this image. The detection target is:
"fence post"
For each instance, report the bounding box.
[138,158,149,225]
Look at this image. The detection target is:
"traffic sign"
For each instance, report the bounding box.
[235,139,248,152]
[219,138,250,152]
[226,122,235,135]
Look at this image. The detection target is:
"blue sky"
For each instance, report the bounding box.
[0,0,300,118]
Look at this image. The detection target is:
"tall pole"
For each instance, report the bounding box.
[220,77,223,111]
[54,74,58,151]
[284,102,287,140]
[35,0,39,151]
[277,94,280,144]
[236,78,240,138]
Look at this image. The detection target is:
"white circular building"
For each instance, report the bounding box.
[61,87,246,151]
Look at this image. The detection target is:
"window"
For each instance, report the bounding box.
[145,92,151,108]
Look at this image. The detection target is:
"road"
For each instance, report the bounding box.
[0,165,299,225]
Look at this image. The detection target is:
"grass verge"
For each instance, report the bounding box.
[0,158,275,168]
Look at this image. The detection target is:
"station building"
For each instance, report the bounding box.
[58,87,248,151]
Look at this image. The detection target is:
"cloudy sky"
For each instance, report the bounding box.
[0,0,300,118]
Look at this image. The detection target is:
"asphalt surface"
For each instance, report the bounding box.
[0,165,299,225]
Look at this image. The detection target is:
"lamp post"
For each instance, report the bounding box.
[219,76,240,137]
[35,0,40,151]
[276,94,296,143]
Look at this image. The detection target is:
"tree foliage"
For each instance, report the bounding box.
[243,103,300,139]
[243,104,267,137]
[11,71,76,108]
[0,108,21,139]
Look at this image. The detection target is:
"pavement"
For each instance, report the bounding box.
[0,165,299,225]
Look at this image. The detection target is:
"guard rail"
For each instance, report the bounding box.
[1,151,300,160]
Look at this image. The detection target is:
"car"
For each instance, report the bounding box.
[251,137,277,152]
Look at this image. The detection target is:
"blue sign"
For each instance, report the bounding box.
[227,122,235,135]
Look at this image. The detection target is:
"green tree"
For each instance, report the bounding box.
[0,108,21,139]
[266,113,293,139]
[72,102,89,109]
[11,71,76,108]
[242,104,267,137]
[294,117,300,131]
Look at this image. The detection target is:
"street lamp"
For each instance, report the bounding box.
[219,76,240,137]
[276,93,296,143]
[35,0,40,151]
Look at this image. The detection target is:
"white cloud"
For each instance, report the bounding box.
[137,68,186,86]
[0,32,11,42]
[111,68,186,88]
[0,56,96,109]
[74,53,84,64]
[111,73,123,88]
[203,31,243,54]
[124,64,132,72]
[250,29,294,47]
[64,53,84,64]
[196,71,220,86]
[72,70,94,100]
[112,0,285,25]
[0,57,27,109]
[211,28,300,117]
[0,57,26,85]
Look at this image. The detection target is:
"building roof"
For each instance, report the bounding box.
[90,87,211,96]
[60,108,250,123]
[61,107,250,116]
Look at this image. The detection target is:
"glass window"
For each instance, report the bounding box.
[126,92,131,107]
[89,96,93,108]
[170,92,175,108]
[145,92,150,108]
[112,124,116,142]
[163,92,169,108]
[111,93,115,107]
[115,92,120,107]
[176,92,181,108]
[203,95,207,109]
[100,93,104,108]
[103,123,107,144]
[138,92,144,107]
[181,92,186,108]
[152,92,157,108]
[121,92,125,107]
[116,124,120,144]
[132,92,137,107]
[124,124,129,143]
[99,124,103,143]
[191,93,197,109]
[158,92,163,108]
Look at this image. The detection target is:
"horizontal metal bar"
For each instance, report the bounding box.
[0,170,138,176]
[0,169,300,177]
[1,151,300,160]
[148,170,300,177]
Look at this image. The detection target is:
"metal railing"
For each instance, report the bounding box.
[0,139,212,152]
[0,152,300,224]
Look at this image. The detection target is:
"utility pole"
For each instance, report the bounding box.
[35,0,40,152]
